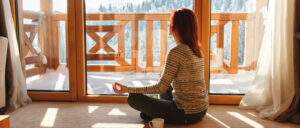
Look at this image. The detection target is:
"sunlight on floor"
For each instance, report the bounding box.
[247,112,258,117]
[40,108,58,127]
[88,106,99,114]
[206,113,230,128]
[92,123,144,128]
[108,108,127,116]
[227,112,264,128]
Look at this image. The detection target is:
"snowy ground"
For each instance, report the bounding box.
[27,65,255,95]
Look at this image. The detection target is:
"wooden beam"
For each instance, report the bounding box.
[25,56,42,64]
[146,21,153,67]
[74,0,86,100]
[23,11,45,20]
[28,91,76,101]
[52,13,248,22]
[51,21,60,69]
[229,21,239,74]
[69,0,81,101]
[217,22,226,48]
[40,0,53,69]
[28,32,37,42]
[131,21,139,66]
[24,36,38,55]
[195,0,211,91]
[25,67,46,78]
[85,14,170,21]
[38,20,46,61]
[86,25,119,33]
[209,95,243,105]
[86,54,118,61]
[211,13,248,20]
[160,21,168,66]
[117,21,128,66]
[215,21,227,68]
[23,23,38,32]
[210,25,218,33]
[87,32,116,53]
[52,14,68,21]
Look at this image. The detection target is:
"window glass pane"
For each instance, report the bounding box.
[209,0,268,94]
[84,0,193,95]
[21,0,70,91]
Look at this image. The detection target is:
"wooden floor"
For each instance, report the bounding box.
[7,102,299,128]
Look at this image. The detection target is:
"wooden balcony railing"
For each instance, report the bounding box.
[23,11,47,77]
[22,12,253,77]
[210,13,248,74]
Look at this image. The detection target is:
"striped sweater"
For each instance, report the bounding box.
[128,43,208,114]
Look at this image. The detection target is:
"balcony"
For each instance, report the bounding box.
[22,12,258,94]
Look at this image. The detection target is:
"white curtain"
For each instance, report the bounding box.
[239,0,295,119]
[0,0,31,110]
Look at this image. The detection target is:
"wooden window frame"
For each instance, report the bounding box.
[74,0,242,104]
[11,0,242,104]
[12,0,77,101]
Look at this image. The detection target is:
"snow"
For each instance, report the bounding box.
[27,65,254,95]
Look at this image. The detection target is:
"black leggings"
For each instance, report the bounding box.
[127,86,207,124]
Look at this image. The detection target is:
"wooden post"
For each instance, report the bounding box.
[131,21,139,68]
[216,21,227,70]
[229,21,239,74]
[38,15,46,71]
[40,0,54,69]
[160,21,168,66]
[117,23,126,66]
[146,21,153,67]
[195,0,211,90]
[51,21,60,69]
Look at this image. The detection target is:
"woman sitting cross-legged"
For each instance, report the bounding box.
[112,8,208,125]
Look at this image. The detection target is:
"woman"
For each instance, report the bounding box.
[112,8,208,124]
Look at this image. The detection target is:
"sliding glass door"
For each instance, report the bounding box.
[209,0,268,103]
[16,0,77,100]
[15,0,266,104]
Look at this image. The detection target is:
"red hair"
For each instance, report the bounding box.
[170,8,202,58]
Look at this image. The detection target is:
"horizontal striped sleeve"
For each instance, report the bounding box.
[127,48,180,94]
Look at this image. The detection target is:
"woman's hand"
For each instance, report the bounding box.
[112,82,128,94]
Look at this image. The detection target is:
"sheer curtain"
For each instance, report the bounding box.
[0,0,31,110]
[239,0,295,120]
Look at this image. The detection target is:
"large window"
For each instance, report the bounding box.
[209,0,267,95]
[21,0,70,91]
[84,0,194,95]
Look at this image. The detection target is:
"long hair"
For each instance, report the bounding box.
[170,8,202,58]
